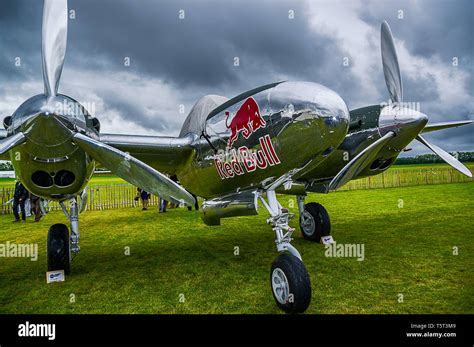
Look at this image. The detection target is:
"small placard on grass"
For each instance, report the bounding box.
[46,270,65,283]
[321,235,334,245]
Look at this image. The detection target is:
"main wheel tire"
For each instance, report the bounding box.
[270,254,311,314]
[47,223,71,275]
[299,202,330,242]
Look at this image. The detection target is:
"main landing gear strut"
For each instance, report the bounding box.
[47,196,81,275]
[259,190,311,313]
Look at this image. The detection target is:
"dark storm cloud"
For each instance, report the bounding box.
[0,1,42,82]
[358,0,474,109]
[64,0,346,91]
[0,0,472,151]
[359,0,473,62]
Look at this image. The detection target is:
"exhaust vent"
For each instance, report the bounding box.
[54,170,75,187]
[32,171,53,188]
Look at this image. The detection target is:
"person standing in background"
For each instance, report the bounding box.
[30,192,42,222]
[140,188,150,210]
[134,187,141,208]
[159,197,167,213]
[12,180,28,222]
[168,175,179,209]
[187,192,199,211]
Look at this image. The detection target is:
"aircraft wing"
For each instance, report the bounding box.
[99,133,195,175]
[0,130,11,160]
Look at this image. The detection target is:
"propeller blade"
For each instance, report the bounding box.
[72,133,196,206]
[329,131,395,191]
[0,132,26,156]
[381,21,403,104]
[422,120,473,133]
[42,0,68,96]
[416,135,472,177]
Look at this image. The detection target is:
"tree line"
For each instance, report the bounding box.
[0,161,13,171]
[395,152,474,165]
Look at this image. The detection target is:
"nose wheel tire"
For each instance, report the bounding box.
[270,254,311,313]
[299,202,330,242]
[47,223,71,275]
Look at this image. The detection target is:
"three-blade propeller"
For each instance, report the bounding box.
[0,0,196,205]
[329,21,472,191]
[381,21,471,178]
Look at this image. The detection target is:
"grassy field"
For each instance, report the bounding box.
[0,182,472,314]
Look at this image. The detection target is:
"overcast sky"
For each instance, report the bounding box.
[0,0,472,156]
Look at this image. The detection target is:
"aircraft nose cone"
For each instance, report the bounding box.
[379,106,428,130]
[23,112,73,146]
[396,109,428,126]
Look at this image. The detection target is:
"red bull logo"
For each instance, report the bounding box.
[226,97,266,147]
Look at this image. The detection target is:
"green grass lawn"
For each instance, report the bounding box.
[0,182,472,314]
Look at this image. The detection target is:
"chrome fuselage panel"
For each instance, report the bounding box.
[301,105,429,191]
[177,81,350,198]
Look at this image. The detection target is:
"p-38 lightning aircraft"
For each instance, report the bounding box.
[0,0,472,313]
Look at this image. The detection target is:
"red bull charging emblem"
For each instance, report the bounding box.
[225,97,266,147]
[214,97,281,180]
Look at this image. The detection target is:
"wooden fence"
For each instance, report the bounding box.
[1,165,472,215]
[1,185,162,215]
[337,165,473,191]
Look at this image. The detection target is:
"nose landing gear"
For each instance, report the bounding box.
[47,223,70,275]
[46,197,80,275]
[259,190,312,313]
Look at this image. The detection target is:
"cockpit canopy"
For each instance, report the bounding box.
[179,95,228,137]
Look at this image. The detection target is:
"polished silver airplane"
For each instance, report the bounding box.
[0,0,472,313]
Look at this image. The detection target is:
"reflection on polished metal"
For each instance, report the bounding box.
[328,131,396,191]
[422,120,473,134]
[0,133,26,156]
[73,133,196,205]
[381,21,403,104]
[259,190,301,261]
[42,0,68,96]
[60,197,80,254]
[1,1,472,314]
[416,135,472,177]
[201,190,258,226]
